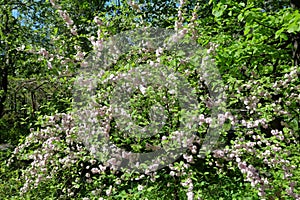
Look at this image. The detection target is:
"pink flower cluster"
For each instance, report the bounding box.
[181,177,194,200]
[50,1,77,36]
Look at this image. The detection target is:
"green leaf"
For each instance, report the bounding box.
[280,33,288,40]
[287,23,300,33]
[212,3,228,18]
[244,25,251,35]
[275,29,284,39]
[238,13,244,22]
[239,2,246,7]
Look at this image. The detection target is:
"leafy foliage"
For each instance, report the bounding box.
[0,0,299,199]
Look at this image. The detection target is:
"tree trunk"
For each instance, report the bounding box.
[0,65,8,118]
[0,11,10,118]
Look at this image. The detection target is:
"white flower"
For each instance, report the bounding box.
[187,191,194,200]
[71,26,77,35]
[106,185,112,196]
[137,185,143,191]
[91,168,100,174]
[155,47,163,56]
[170,171,175,176]
[47,61,52,69]
[139,85,147,94]
[75,52,86,61]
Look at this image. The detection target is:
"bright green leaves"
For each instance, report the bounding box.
[212,3,228,18]
[287,22,300,33]
[275,29,289,40]
[275,9,300,41]
[284,10,300,33]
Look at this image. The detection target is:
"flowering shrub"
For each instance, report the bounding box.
[1,0,300,199]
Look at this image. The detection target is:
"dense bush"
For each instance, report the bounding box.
[1,0,299,199]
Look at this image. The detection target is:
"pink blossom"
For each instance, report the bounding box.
[94,16,102,25]
[50,0,55,6]
[58,10,74,26]
[70,26,77,35]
